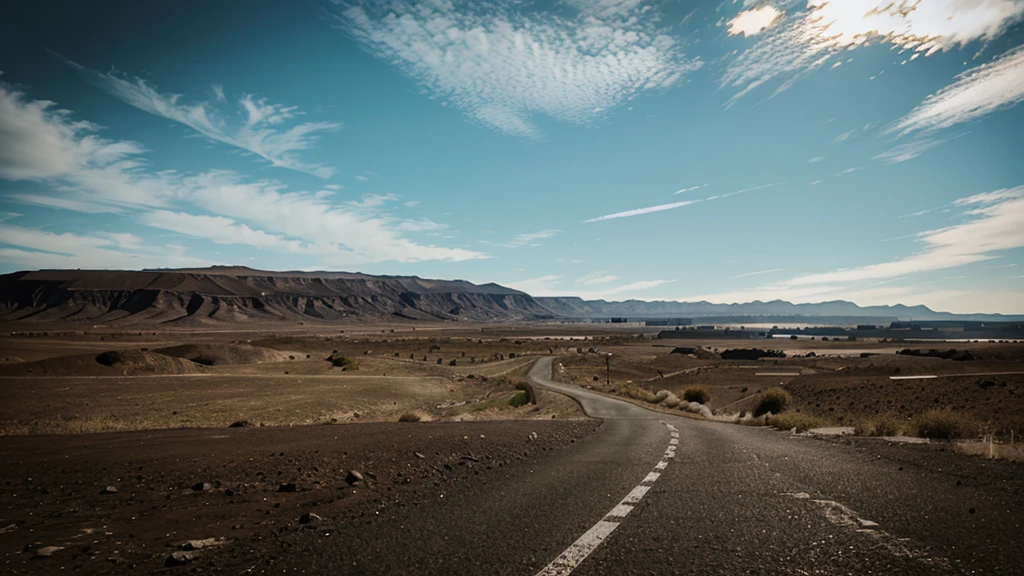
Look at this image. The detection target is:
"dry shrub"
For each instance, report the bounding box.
[398,411,430,423]
[854,415,907,437]
[912,409,982,440]
[660,391,681,409]
[754,387,791,416]
[682,386,711,405]
[766,412,829,432]
[328,355,359,370]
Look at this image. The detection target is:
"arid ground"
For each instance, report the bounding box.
[1,324,1022,574]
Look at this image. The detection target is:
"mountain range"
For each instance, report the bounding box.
[1,266,1020,326]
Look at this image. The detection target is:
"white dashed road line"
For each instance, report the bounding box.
[536,422,678,576]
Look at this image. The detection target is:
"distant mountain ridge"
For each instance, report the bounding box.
[533,297,1024,322]
[1,266,1020,326]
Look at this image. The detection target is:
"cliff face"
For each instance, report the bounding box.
[0,267,552,326]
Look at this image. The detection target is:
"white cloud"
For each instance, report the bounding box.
[585,199,700,222]
[404,200,420,207]
[565,0,644,19]
[722,0,1024,103]
[336,0,700,137]
[873,138,948,164]
[585,183,778,222]
[673,184,707,195]
[889,45,1024,135]
[0,222,209,270]
[501,229,561,248]
[807,156,825,163]
[506,274,673,299]
[727,6,782,37]
[734,268,788,278]
[0,81,485,267]
[577,271,620,284]
[686,186,1024,311]
[64,59,340,178]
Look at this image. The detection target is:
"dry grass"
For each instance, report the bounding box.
[398,410,431,423]
[912,409,982,440]
[766,412,830,432]
[853,414,909,437]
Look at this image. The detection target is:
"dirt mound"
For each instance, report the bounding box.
[94,350,209,374]
[156,343,295,366]
[0,349,207,377]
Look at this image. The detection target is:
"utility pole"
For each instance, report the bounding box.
[605,353,612,387]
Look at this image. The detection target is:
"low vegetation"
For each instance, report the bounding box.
[912,409,982,440]
[754,387,791,416]
[682,386,711,405]
[766,412,830,432]
[398,410,430,423]
[853,414,908,437]
[327,354,359,370]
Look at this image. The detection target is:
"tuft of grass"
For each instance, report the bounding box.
[682,386,711,405]
[854,414,908,437]
[766,412,829,432]
[754,387,791,416]
[912,409,982,440]
[398,410,430,423]
[659,390,681,409]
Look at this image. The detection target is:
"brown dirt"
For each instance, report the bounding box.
[0,420,599,575]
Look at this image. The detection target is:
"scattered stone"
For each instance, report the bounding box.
[0,523,17,534]
[277,482,297,493]
[180,538,225,551]
[345,470,364,486]
[192,482,212,492]
[228,420,250,428]
[100,485,118,495]
[224,488,234,497]
[164,550,200,567]
[414,452,425,459]
[35,546,64,558]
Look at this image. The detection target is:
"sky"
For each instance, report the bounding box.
[1,0,1023,313]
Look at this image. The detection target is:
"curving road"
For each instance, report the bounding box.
[261,357,1024,575]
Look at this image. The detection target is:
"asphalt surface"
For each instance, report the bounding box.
[235,358,1024,575]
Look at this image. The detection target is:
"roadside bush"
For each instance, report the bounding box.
[328,355,359,370]
[754,387,791,416]
[682,386,711,405]
[398,411,430,422]
[659,390,681,409]
[912,409,982,440]
[766,413,829,432]
[854,415,907,437]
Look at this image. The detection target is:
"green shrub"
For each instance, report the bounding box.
[328,355,358,370]
[766,412,828,432]
[754,387,791,416]
[912,409,982,440]
[682,386,711,405]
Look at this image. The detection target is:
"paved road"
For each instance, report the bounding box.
[258,357,1024,575]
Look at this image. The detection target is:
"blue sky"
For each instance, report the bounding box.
[1,0,1023,313]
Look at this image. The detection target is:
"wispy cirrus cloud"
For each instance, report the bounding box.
[734,268,788,279]
[62,58,341,178]
[577,271,620,285]
[335,0,701,138]
[888,45,1024,135]
[686,186,1024,311]
[0,78,483,267]
[722,0,1024,104]
[506,274,673,299]
[584,183,779,223]
[500,229,561,248]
